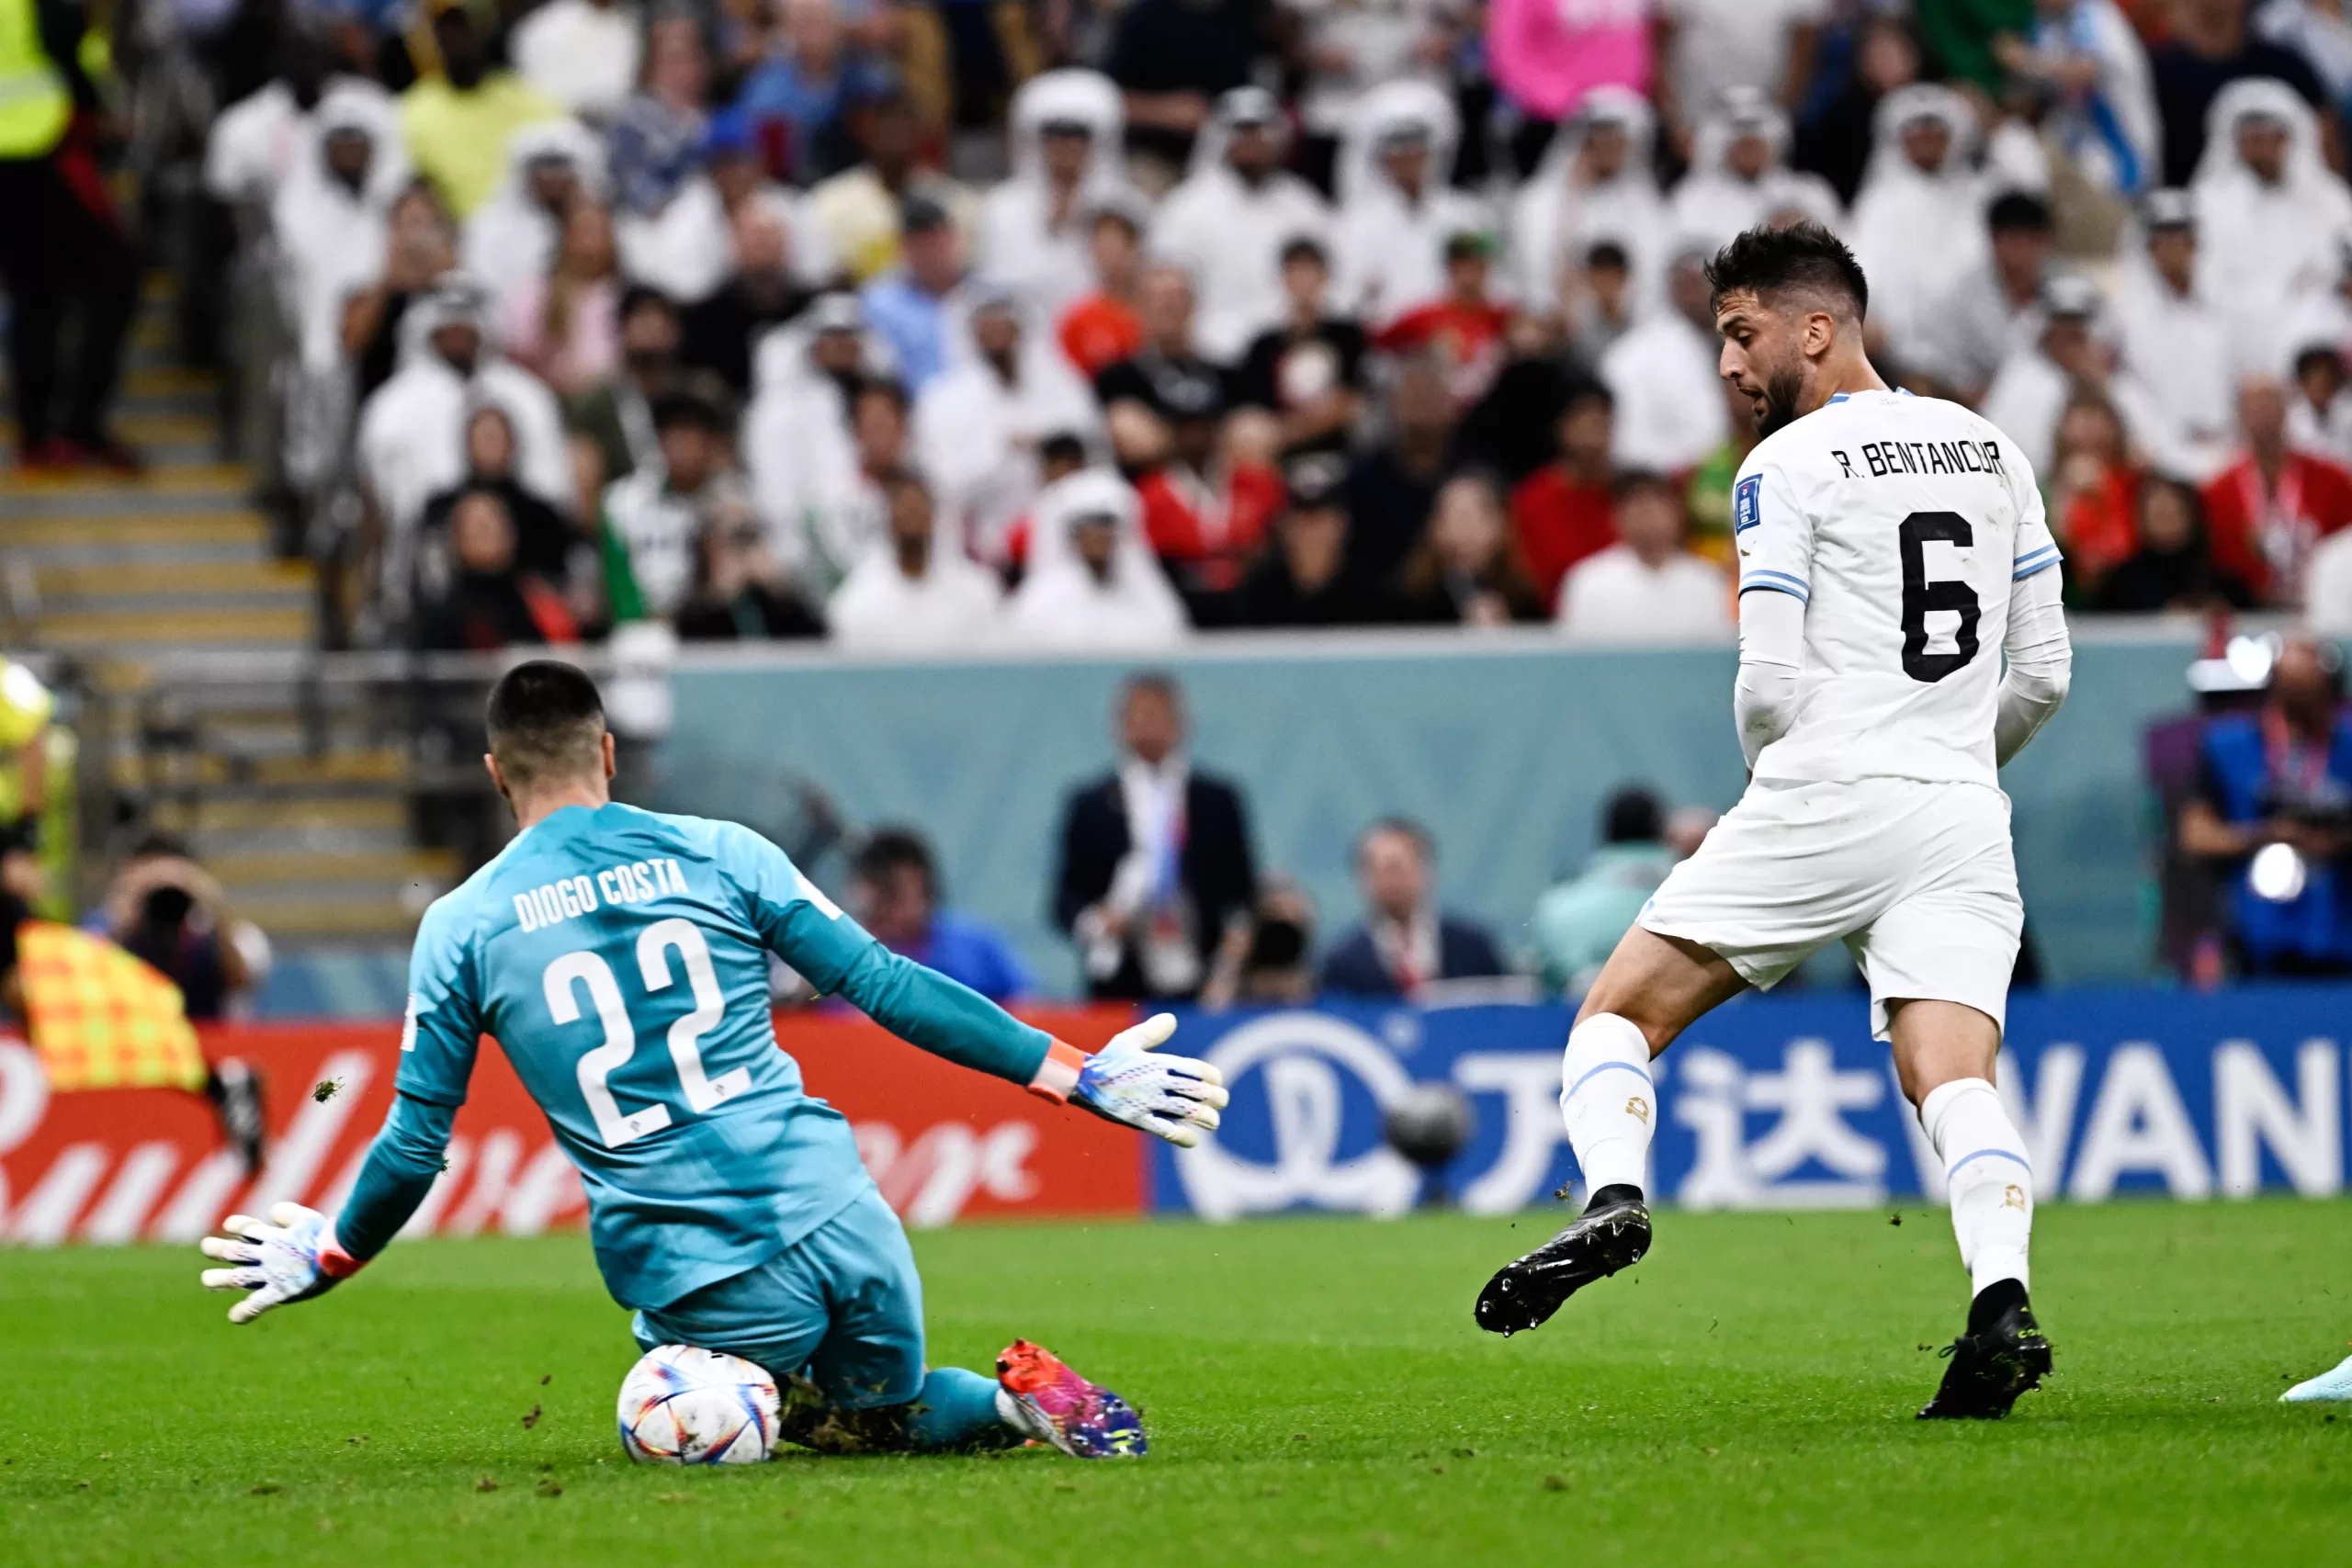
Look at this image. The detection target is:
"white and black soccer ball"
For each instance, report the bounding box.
[616,1344,780,1465]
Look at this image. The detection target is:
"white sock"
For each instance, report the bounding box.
[1557,1013,1657,1198]
[1919,1077,2034,1297]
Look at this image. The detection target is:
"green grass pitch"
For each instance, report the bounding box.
[3,1201,2348,1566]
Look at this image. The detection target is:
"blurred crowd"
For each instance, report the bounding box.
[64,0,2352,651]
[833,670,1732,1006]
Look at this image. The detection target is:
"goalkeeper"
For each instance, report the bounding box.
[197,661,1227,1460]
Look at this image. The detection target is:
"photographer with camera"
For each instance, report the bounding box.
[86,837,275,1169]
[2179,632,2352,977]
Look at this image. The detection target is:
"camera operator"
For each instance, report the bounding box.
[92,837,273,1021]
[2179,633,2352,976]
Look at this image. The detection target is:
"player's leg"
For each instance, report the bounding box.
[1478,785,1871,1336]
[1475,930,1746,1336]
[799,1187,1147,1457]
[1855,787,2049,1417]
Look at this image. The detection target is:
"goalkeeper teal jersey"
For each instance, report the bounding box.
[370,802,1053,1311]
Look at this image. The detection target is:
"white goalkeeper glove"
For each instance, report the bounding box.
[1057,1013,1227,1147]
[198,1202,361,1324]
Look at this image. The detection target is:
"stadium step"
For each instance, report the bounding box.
[1,274,444,957]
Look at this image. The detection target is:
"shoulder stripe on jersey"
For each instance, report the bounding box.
[2012,546,2063,581]
[1739,570,1811,604]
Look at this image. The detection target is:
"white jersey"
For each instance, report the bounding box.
[1733,389,2061,789]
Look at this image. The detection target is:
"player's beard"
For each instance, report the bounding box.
[1756,366,1807,437]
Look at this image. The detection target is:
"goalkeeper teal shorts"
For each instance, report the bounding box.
[629,1184,925,1408]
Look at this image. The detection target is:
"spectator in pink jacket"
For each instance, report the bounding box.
[1488,0,1656,130]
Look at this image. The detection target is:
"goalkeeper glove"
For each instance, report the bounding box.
[1029,1013,1227,1147]
[198,1202,361,1324]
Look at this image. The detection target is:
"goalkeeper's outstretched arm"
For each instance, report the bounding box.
[724,821,1226,1145]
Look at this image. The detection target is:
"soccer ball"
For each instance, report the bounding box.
[616,1344,781,1465]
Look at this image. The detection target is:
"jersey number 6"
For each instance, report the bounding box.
[543,919,755,1148]
[1898,511,1981,683]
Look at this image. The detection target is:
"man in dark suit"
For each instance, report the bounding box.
[1319,818,1507,998]
[1052,672,1259,1003]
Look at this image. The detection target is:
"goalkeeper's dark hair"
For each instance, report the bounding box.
[485,660,607,788]
[1704,220,1868,322]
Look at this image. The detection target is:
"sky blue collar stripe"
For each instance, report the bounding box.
[1824,389,1909,405]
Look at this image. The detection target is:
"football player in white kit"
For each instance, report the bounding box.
[1476,223,2075,1420]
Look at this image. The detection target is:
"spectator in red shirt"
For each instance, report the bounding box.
[1509,380,1619,603]
[1374,231,1513,408]
[1057,200,1149,378]
[2201,373,2352,604]
[2047,393,2143,597]
[1099,265,1284,601]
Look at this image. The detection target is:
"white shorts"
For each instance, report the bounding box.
[1636,776,2022,1040]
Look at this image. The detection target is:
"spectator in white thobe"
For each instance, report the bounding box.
[1598,245,1728,476]
[459,119,607,315]
[272,94,411,372]
[828,472,1006,653]
[2191,77,2352,367]
[744,292,896,575]
[1511,85,1668,312]
[1981,274,2116,478]
[1331,79,1491,328]
[2110,187,2237,481]
[206,57,401,210]
[976,70,1141,320]
[1149,87,1333,363]
[1849,84,1991,373]
[1555,472,1732,643]
[914,287,1102,561]
[1004,468,1189,649]
[1667,88,1842,253]
[355,278,568,615]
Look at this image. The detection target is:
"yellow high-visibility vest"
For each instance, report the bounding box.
[0,0,70,158]
[17,921,209,1093]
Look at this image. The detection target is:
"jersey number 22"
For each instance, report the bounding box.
[1899,512,1981,683]
[543,919,752,1147]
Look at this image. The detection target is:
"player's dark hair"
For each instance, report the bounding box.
[485,660,607,789]
[1602,787,1664,844]
[1359,816,1434,863]
[1704,220,1868,321]
[855,827,937,895]
[1040,431,1090,469]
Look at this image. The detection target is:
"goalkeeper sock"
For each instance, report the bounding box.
[1920,1077,2034,1296]
[904,1366,1020,1451]
[1557,1013,1657,1198]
